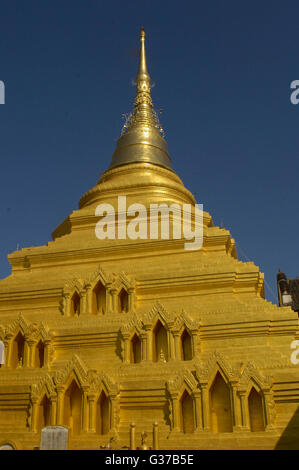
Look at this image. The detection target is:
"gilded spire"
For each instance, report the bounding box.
[108,28,172,171]
[131,27,156,128]
[138,28,149,80]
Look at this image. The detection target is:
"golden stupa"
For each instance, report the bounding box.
[0,29,298,450]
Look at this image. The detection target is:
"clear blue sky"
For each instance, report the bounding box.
[0,1,298,304]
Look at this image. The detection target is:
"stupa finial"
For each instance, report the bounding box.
[108,28,173,171]
[137,27,149,79]
[130,26,156,130]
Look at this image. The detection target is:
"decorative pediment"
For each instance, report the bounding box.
[54,354,96,389]
[89,371,119,397]
[4,313,38,339]
[120,313,143,338]
[195,351,240,385]
[30,322,53,343]
[167,369,198,396]
[2,315,52,344]
[172,309,200,333]
[85,265,113,289]
[31,374,56,401]
[238,361,272,392]
[143,301,174,328]
[62,278,84,297]
[111,272,135,293]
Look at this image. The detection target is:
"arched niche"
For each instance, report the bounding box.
[96,390,110,435]
[37,395,51,432]
[130,334,141,363]
[248,387,265,432]
[118,288,129,313]
[180,390,195,433]
[181,329,192,361]
[11,332,25,368]
[92,281,106,315]
[63,380,82,435]
[70,292,80,317]
[209,371,233,433]
[35,340,45,368]
[153,320,168,362]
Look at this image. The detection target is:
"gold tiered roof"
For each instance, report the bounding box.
[109,28,173,170]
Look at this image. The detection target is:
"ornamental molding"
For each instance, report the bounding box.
[89,370,119,397]
[84,265,113,289]
[172,309,200,333]
[1,314,53,344]
[1,313,53,343]
[62,278,84,297]
[120,313,143,337]
[111,271,135,293]
[30,373,56,401]
[143,301,174,328]
[195,351,240,385]
[31,322,53,343]
[60,267,136,316]
[54,354,96,389]
[4,313,33,338]
[238,361,272,392]
[166,368,198,396]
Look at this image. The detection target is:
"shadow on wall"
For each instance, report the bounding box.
[275,406,299,450]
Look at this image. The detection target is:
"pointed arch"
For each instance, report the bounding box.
[4,313,29,338]
[63,379,82,435]
[92,280,106,315]
[31,322,52,343]
[181,329,192,361]
[172,310,200,334]
[34,340,45,368]
[89,371,119,434]
[89,371,119,397]
[248,386,265,432]
[31,374,56,405]
[54,355,93,391]
[11,331,25,368]
[61,277,84,316]
[111,271,135,293]
[238,362,272,391]
[209,371,233,433]
[118,288,128,313]
[195,351,239,386]
[167,369,198,397]
[130,333,142,363]
[37,394,51,432]
[143,302,174,328]
[180,389,195,433]
[153,319,168,362]
[70,291,80,316]
[96,390,110,435]
[86,265,112,287]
